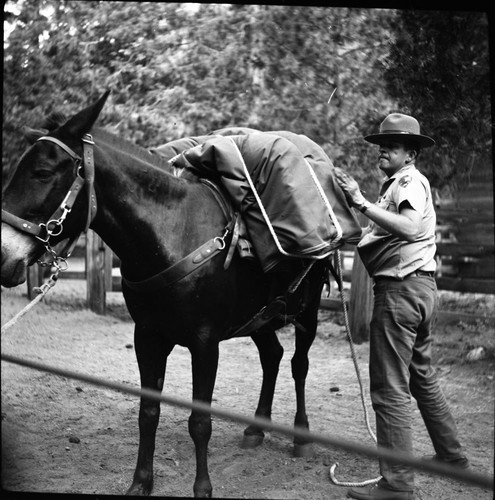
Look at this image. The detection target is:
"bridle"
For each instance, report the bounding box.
[1,134,97,271]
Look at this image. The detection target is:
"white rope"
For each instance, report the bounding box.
[288,260,316,294]
[303,158,343,243]
[329,249,382,487]
[1,271,60,335]
[228,137,340,261]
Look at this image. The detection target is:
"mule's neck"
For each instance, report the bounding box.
[88,131,196,282]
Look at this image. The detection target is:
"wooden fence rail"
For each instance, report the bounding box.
[433,162,494,295]
[434,208,494,295]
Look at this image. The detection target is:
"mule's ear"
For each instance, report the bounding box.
[22,126,48,144]
[59,90,111,138]
[41,111,67,131]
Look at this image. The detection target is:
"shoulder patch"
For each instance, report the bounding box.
[399,174,412,187]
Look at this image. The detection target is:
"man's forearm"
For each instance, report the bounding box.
[360,203,420,242]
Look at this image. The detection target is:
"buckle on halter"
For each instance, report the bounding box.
[37,221,61,241]
[82,134,94,145]
[35,226,50,244]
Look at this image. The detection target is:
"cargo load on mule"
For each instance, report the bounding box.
[152,127,362,273]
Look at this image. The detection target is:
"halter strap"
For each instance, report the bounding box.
[36,136,82,162]
[2,134,97,261]
[1,210,43,237]
[81,134,97,232]
[35,134,97,235]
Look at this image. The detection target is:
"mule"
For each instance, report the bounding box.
[2,92,332,497]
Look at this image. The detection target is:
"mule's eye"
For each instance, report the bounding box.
[32,169,55,182]
[25,209,45,220]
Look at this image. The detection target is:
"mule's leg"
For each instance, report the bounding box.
[127,326,173,496]
[188,339,219,498]
[291,303,318,458]
[242,330,284,448]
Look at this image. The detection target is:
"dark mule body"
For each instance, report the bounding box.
[1,93,328,497]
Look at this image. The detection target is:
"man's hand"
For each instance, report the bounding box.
[333,167,366,207]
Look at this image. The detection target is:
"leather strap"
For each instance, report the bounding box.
[199,178,231,220]
[121,179,237,293]
[224,213,240,270]
[122,237,227,293]
[225,261,318,339]
[1,210,42,237]
[2,135,95,242]
[82,135,97,232]
[224,297,288,339]
[36,136,81,162]
[1,173,85,242]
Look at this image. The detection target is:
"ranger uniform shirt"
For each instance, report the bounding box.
[357,165,437,279]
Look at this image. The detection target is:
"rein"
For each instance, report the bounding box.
[1,134,97,270]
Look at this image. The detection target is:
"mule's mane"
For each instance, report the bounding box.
[92,127,171,172]
[90,126,192,202]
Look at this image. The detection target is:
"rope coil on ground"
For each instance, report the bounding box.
[329,250,382,487]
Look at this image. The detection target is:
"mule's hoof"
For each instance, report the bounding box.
[293,442,314,458]
[193,488,212,498]
[241,433,265,448]
[126,483,152,496]
[193,480,213,498]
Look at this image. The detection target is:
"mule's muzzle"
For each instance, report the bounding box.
[1,258,27,287]
[1,223,36,287]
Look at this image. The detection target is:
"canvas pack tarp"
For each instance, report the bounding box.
[153,129,362,272]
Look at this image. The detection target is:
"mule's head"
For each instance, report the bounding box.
[1,91,109,287]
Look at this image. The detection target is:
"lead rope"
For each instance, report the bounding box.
[329,249,382,487]
[1,268,61,335]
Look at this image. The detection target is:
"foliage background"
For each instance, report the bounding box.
[3,1,492,198]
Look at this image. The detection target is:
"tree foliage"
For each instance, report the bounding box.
[2,1,396,194]
[3,2,491,197]
[382,9,492,190]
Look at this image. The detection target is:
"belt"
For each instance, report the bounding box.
[374,270,435,282]
[409,270,435,278]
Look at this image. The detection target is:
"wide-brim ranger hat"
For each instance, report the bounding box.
[364,113,435,148]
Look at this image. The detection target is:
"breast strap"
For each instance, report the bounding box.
[121,179,237,293]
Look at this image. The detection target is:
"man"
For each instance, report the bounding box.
[334,113,468,500]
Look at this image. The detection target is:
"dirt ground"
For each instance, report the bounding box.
[1,279,494,499]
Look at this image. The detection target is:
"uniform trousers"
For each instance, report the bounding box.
[369,275,464,492]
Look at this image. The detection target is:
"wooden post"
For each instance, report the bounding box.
[86,230,106,315]
[26,264,44,300]
[348,248,373,344]
[104,245,113,292]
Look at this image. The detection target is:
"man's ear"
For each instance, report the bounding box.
[405,149,417,164]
